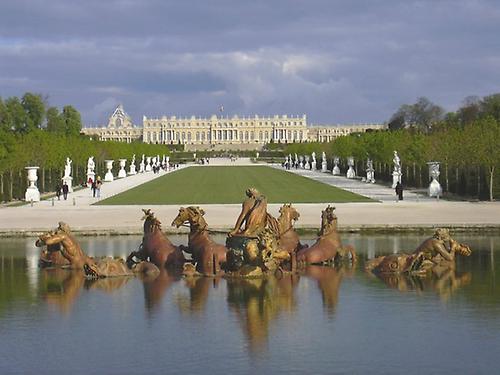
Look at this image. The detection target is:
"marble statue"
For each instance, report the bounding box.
[62,157,73,192]
[128,154,137,175]
[332,156,340,175]
[427,162,442,198]
[346,157,356,179]
[139,154,145,173]
[311,152,317,171]
[392,151,402,188]
[145,156,152,172]
[299,155,304,169]
[118,159,127,178]
[365,159,375,183]
[86,156,95,185]
[305,155,311,170]
[294,153,298,168]
[321,152,328,172]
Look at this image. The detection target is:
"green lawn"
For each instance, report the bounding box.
[96,166,374,205]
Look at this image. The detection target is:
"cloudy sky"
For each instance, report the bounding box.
[1,0,499,126]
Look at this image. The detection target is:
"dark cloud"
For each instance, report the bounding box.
[0,0,499,125]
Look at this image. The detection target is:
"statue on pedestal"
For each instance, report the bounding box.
[392,150,402,188]
[332,156,340,175]
[128,154,137,175]
[365,159,375,183]
[427,162,442,198]
[346,157,356,179]
[139,154,145,173]
[62,157,73,192]
[321,152,328,172]
[311,152,317,171]
[86,156,95,185]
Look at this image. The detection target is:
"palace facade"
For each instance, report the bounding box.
[81,105,386,149]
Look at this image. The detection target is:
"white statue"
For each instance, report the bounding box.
[346,156,356,179]
[129,155,137,175]
[332,156,340,175]
[311,152,317,171]
[299,155,304,169]
[86,156,96,186]
[305,155,311,170]
[64,157,72,178]
[62,157,73,192]
[392,150,402,188]
[139,154,145,173]
[132,154,136,165]
[427,161,442,198]
[87,156,95,175]
[321,152,328,173]
[365,159,375,183]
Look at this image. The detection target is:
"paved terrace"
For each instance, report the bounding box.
[0,159,499,235]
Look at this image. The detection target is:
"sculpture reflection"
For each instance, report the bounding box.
[40,269,85,314]
[226,275,298,353]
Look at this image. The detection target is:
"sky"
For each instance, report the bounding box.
[1,0,499,126]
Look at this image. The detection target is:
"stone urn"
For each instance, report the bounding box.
[118,159,127,178]
[346,157,356,179]
[25,166,40,202]
[427,161,442,198]
[104,160,114,182]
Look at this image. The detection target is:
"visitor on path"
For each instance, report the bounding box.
[62,182,69,200]
[395,181,404,201]
[91,180,97,197]
[95,178,102,198]
[55,184,61,200]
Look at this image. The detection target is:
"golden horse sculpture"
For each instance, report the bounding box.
[35,222,159,278]
[272,203,302,255]
[171,206,228,276]
[365,228,472,274]
[296,205,356,264]
[126,209,185,269]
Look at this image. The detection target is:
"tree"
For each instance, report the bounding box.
[21,93,46,131]
[388,97,444,133]
[480,93,500,122]
[4,97,26,133]
[61,105,82,136]
[46,107,65,133]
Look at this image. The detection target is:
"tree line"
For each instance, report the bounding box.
[283,94,500,201]
[0,93,169,202]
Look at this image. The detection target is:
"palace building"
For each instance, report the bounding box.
[81,105,386,149]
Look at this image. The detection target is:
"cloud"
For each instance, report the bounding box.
[0,0,499,125]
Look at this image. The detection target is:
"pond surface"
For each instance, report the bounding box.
[0,234,499,375]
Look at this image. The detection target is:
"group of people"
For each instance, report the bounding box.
[55,182,70,200]
[89,177,102,198]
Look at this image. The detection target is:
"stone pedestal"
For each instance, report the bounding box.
[104,160,114,182]
[128,163,137,175]
[311,161,317,171]
[118,159,127,178]
[322,161,328,173]
[392,171,402,188]
[346,166,356,179]
[145,157,152,172]
[25,167,40,202]
[139,162,145,173]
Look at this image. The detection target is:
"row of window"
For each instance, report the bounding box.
[144,121,305,128]
[144,129,306,143]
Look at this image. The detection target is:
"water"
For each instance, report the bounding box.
[0,234,499,375]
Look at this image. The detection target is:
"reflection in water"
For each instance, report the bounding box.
[226,274,298,353]
[85,276,133,293]
[176,277,221,314]
[41,269,85,314]
[142,269,180,315]
[304,265,352,315]
[369,268,472,302]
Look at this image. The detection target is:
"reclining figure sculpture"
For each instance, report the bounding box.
[365,228,472,274]
[36,221,158,278]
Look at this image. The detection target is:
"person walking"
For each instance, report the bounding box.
[62,182,69,200]
[55,184,61,200]
[395,181,404,201]
[91,180,97,198]
[95,177,102,199]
